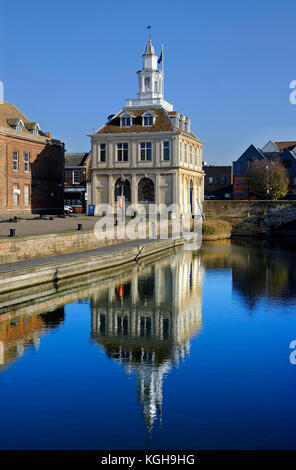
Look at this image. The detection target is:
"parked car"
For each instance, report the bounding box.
[64,205,73,214]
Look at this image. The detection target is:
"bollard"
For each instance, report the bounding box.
[9,228,16,237]
[77,223,83,231]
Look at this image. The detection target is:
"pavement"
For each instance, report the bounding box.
[0,214,102,238]
[0,237,161,274]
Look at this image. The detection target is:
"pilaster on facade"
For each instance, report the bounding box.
[108,174,114,206]
[131,174,138,204]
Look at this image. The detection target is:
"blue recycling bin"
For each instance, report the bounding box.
[88,204,95,216]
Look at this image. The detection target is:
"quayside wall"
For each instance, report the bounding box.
[0,238,190,295]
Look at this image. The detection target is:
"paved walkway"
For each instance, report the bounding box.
[0,238,167,274]
[0,214,102,238]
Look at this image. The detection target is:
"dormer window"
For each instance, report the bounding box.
[25,122,41,135]
[142,111,155,126]
[10,118,25,132]
[143,116,153,126]
[122,116,131,126]
[120,112,132,127]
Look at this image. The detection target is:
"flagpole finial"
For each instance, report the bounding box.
[147,25,151,40]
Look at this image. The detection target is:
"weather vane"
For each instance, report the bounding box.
[147,25,151,40]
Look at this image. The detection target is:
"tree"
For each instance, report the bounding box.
[246,158,289,200]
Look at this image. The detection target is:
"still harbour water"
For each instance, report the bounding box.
[0,240,295,449]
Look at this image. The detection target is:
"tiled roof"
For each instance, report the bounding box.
[65,152,90,166]
[0,102,32,131]
[97,107,200,140]
[0,101,54,142]
[272,141,296,151]
[97,108,173,134]
[24,121,39,130]
[6,117,22,126]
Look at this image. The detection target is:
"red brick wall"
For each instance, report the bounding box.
[64,168,87,187]
[0,134,64,213]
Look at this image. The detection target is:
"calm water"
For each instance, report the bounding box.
[0,240,296,449]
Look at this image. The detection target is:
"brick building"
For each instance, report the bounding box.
[203,164,233,199]
[233,141,296,199]
[64,152,91,213]
[0,308,64,367]
[0,102,64,214]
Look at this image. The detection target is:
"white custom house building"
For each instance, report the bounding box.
[89,39,204,215]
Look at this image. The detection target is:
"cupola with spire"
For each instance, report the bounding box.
[142,39,158,70]
[125,39,173,111]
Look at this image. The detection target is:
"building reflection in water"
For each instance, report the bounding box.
[201,240,296,309]
[0,308,65,369]
[90,251,203,434]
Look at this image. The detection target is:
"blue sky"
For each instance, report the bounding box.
[2,0,296,164]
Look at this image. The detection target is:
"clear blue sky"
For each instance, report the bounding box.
[2,0,296,164]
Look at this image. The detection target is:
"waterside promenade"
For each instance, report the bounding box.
[0,236,191,303]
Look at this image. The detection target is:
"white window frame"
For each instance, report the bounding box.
[13,151,19,171]
[163,141,170,161]
[24,152,30,172]
[15,119,24,132]
[31,123,40,135]
[13,184,20,206]
[140,142,152,161]
[24,184,30,206]
[120,113,132,127]
[117,143,128,162]
[142,111,155,127]
[99,143,106,162]
[72,169,80,184]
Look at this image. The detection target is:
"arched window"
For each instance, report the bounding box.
[114,178,131,202]
[138,177,154,202]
